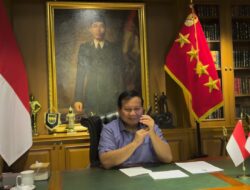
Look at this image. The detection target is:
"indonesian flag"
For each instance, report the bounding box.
[245,133,250,154]
[0,0,32,166]
[165,9,223,121]
[226,120,249,167]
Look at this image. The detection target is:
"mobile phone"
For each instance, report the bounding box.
[145,106,152,115]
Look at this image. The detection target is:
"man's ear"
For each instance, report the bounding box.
[118,108,122,114]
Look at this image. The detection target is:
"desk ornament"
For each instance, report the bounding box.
[221,126,228,156]
[29,95,41,136]
[44,108,61,132]
[66,106,76,133]
[152,92,173,129]
[30,161,50,181]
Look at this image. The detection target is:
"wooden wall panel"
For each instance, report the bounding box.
[12,1,48,134]
[24,146,54,170]
[64,146,90,170]
[163,128,195,161]
[202,138,224,157]
[168,140,182,161]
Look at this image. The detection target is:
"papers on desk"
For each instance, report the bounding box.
[119,167,188,180]
[119,161,223,180]
[148,170,189,180]
[175,161,223,174]
[119,167,152,177]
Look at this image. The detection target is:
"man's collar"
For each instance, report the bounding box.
[118,118,126,131]
[93,39,104,48]
[118,118,144,132]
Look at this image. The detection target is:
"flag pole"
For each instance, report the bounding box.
[0,156,3,187]
[195,121,206,157]
[237,154,250,179]
[190,0,207,158]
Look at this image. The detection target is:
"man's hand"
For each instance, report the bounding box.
[133,129,149,146]
[74,102,83,112]
[139,115,155,132]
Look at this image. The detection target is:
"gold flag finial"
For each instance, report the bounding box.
[190,0,193,8]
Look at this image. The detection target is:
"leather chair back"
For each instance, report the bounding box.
[81,116,103,167]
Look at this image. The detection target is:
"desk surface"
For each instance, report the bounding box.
[47,158,250,190]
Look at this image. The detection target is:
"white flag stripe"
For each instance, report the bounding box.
[0,75,32,166]
[226,135,244,167]
[245,136,250,154]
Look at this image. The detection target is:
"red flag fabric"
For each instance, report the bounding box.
[245,133,250,154]
[165,10,223,121]
[0,0,32,166]
[226,120,249,166]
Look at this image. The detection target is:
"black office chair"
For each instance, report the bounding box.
[101,112,119,124]
[81,116,103,167]
[80,112,119,167]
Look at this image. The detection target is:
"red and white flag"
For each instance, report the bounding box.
[245,133,250,154]
[0,0,32,166]
[226,120,249,167]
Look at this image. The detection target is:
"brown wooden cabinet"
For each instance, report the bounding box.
[231,2,250,119]
[24,132,90,171]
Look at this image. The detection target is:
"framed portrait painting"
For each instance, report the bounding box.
[47,2,149,118]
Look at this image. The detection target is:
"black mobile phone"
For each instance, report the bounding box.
[141,106,152,130]
[145,106,152,115]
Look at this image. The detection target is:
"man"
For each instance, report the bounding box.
[98,90,173,169]
[74,15,124,115]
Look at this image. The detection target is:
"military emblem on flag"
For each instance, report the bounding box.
[165,8,223,121]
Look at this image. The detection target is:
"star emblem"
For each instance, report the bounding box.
[194,61,209,77]
[204,77,220,93]
[175,33,190,48]
[187,46,199,61]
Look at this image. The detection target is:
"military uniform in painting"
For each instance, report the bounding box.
[74,40,124,115]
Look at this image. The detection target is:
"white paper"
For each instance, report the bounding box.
[119,167,152,177]
[175,161,223,174]
[149,170,189,180]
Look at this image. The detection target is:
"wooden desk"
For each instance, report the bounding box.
[46,158,250,190]
[207,185,250,190]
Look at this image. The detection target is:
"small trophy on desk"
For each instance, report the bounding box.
[66,106,76,133]
[29,95,41,136]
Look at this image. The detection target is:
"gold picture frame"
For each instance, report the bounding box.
[47,2,149,118]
